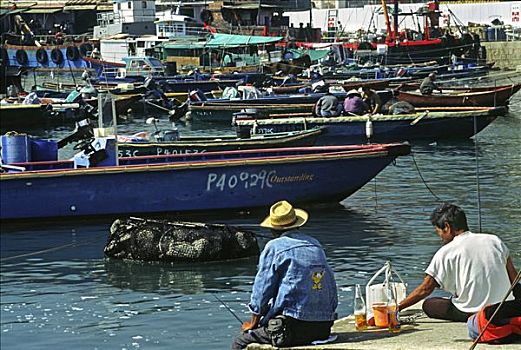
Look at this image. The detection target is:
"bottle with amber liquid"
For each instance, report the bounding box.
[387,283,401,333]
[354,284,367,331]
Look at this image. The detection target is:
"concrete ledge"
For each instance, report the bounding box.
[246,304,521,350]
[482,42,521,70]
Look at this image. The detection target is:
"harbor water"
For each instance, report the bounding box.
[1,93,520,350]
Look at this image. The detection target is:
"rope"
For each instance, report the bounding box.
[474,116,482,232]
[411,151,443,202]
[1,238,102,262]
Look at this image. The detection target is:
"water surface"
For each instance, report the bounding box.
[1,87,520,350]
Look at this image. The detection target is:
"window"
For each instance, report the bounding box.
[127,2,132,9]
[117,3,121,10]
[142,1,147,8]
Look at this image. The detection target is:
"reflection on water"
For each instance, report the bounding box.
[103,258,257,295]
[1,91,520,349]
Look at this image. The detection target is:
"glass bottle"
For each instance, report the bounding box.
[387,282,401,333]
[354,284,367,331]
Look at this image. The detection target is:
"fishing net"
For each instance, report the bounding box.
[105,217,259,262]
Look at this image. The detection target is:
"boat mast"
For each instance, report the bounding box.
[393,0,399,42]
[381,0,393,42]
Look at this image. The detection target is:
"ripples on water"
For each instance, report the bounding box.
[1,90,520,349]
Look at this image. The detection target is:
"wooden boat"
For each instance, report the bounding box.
[117,128,323,157]
[233,107,506,145]
[270,79,391,95]
[397,84,521,107]
[0,142,410,220]
[0,104,50,129]
[188,90,394,123]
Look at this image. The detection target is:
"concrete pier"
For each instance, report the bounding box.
[246,303,520,350]
[482,42,521,70]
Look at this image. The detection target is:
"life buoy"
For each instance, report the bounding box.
[36,48,48,64]
[66,46,80,61]
[79,43,94,57]
[51,48,64,65]
[15,49,28,66]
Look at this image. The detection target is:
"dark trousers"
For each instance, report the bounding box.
[231,317,333,350]
[422,297,473,322]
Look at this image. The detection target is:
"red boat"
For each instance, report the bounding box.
[343,0,484,65]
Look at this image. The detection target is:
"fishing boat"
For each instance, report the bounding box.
[0,141,410,220]
[397,84,521,107]
[188,90,396,123]
[0,104,50,129]
[344,0,484,65]
[233,106,506,145]
[117,128,323,157]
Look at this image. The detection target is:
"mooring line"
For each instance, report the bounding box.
[1,238,102,262]
[411,151,444,202]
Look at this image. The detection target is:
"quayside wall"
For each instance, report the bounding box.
[482,41,521,70]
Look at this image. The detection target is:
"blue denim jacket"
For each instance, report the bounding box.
[248,231,338,326]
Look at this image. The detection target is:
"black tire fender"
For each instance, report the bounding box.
[51,48,64,64]
[79,43,94,57]
[66,46,80,61]
[36,48,48,64]
[15,49,28,65]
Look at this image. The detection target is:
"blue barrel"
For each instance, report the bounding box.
[1,134,32,164]
[487,27,496,42]
[496,27,506,41]
[31,139,58,161]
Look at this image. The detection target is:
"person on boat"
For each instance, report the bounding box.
[232,200,338,349]
[420,72,442,95]
[358,86,382,114]
[343,89,370,116]
[399,203,519,322]
[314,89,343,117]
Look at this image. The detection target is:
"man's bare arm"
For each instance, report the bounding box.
[399,274,439,311]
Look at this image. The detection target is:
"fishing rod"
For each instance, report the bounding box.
[213,294,243,325]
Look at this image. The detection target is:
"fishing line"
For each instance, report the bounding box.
[473,116,482,232]
[1,237,102,262]
[411,151,443,202]
[213,293,243,324]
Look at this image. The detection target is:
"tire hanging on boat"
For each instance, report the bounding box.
[15,49,28,66]
[36,48,48,64]
[79,43,93,57]
[66,46,80,61]
[51,48,64,65]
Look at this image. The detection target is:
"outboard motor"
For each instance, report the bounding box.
[189,89,207,102]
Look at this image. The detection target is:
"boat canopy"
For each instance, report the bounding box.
[206,33,283,48]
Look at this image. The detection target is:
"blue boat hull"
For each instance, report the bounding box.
[0,144,409,220]
[234,108,505,144]
[5,46,88,69]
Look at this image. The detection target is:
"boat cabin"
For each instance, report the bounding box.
[155,15,207,38]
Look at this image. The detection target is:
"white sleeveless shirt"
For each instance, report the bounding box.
[425,231,513,313]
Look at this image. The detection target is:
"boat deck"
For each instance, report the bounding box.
[245,302,520,350]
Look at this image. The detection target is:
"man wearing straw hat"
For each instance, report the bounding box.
[232,201,338,349]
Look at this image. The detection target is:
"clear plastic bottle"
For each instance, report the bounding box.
[354,284,367,331]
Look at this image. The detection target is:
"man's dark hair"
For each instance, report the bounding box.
[430,203,469,231]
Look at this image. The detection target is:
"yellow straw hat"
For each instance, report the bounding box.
[260,200,308,230]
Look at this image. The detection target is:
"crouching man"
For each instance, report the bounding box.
[232,200,338,349]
